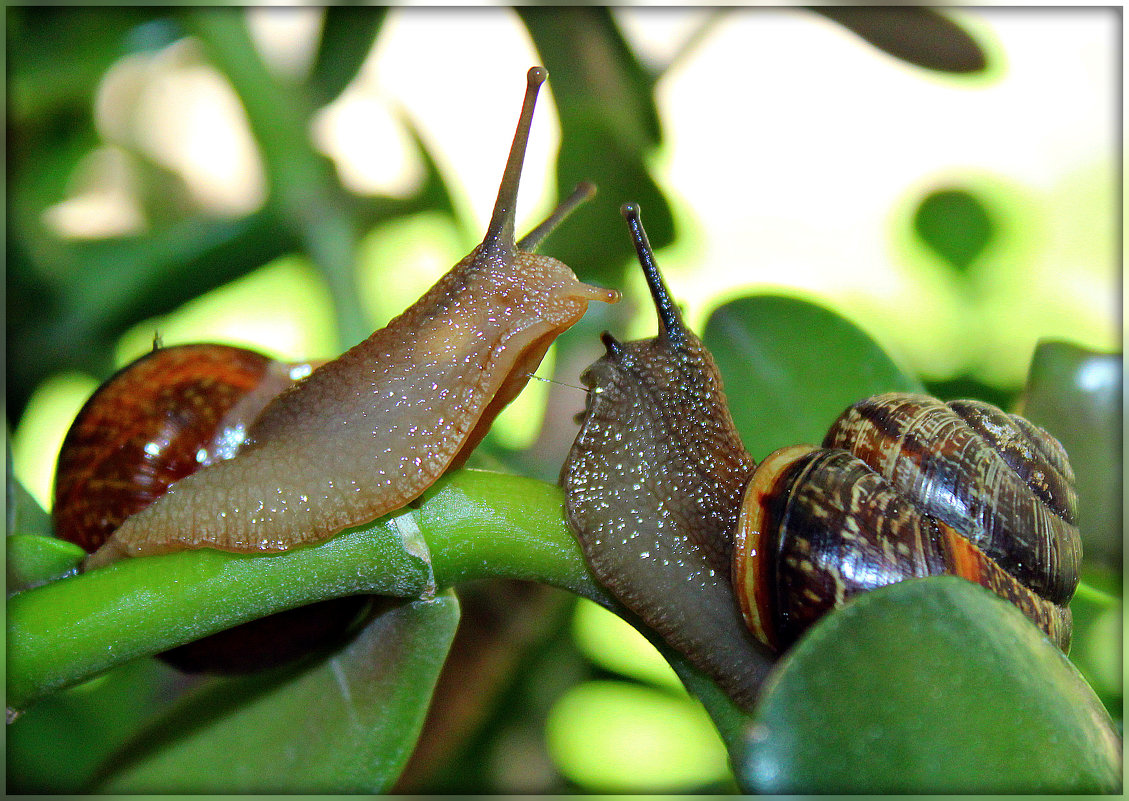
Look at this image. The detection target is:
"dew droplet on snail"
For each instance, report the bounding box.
[51,67,619,672]
[562,203,1080,710]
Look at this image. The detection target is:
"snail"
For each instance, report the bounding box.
[68,66,618,572]
[562,204,1081,709]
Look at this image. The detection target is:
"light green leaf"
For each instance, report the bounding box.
[703,293,923,459]
[739,577,1122,793]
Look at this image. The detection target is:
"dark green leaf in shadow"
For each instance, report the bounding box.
[739,576,1122,793]
[306,7,387,109]
[703,294,923,460]
[94,593,460,793]
[7,658,181,793]
[1018,340,1122,571]
[517,6,673,287]
[811,7,988,74]
[7,8,165,124]
[913,187,995,275]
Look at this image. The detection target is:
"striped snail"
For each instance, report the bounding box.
[52,67,618,669]
[562,204,1081,710]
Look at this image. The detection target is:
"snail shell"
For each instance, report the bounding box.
[733,393,1080,652]
[52,342,368,673]
[54,343,310,553]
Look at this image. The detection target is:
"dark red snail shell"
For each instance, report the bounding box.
[562,203,1081,709]
[53,343,308,552]
[52,342,368,674]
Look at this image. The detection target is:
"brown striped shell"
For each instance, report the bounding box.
[733,393,1080,652]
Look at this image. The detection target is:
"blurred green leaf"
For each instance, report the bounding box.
[306,7,387,108]
[1018,341,1121,571]
[913,187,995,274]
[95,593,460,792]
[546,680,731,792]
[1070,577,1122,721]
[739,576,1122,793]
[6,461,53,539]
[7,8,163,123]
[517,6,673,287]
[703,293,924,460]
[812,7,988,74]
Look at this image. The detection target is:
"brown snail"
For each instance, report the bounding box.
[67,66,618,572]
[51,67,617,670]
[562,204,1081,709]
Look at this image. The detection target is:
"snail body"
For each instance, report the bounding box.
[81,67,618,570]
[561,204,773,709]
[563,205,1080,708]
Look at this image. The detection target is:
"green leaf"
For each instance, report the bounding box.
[95,593,461,793]
[6,461,53,539]
[1018,340,1122,571]
[517,6,673,287]
[7,509,434,713]
[913,187,995,274]
[306,7,387,108]
[7,534,84,595]
[739,577,1122,793]
[7,658,180,793]
[703,293,923,459]
[545,680,732,792]
[812,7,989,74]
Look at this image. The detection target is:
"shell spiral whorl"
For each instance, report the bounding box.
[734,392,1080,652]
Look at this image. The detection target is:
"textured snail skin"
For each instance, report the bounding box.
[562,204,773,710]
[85,67,618,569]
[733,393,1079,652]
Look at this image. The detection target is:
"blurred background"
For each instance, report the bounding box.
[7,6,1120,792]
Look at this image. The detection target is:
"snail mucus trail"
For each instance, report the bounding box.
[53,66,619,672]
[563,204,1080,710]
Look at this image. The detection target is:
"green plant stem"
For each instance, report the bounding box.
[6,469,608,713]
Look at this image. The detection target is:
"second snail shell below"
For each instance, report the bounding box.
[733,393,1080,652]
